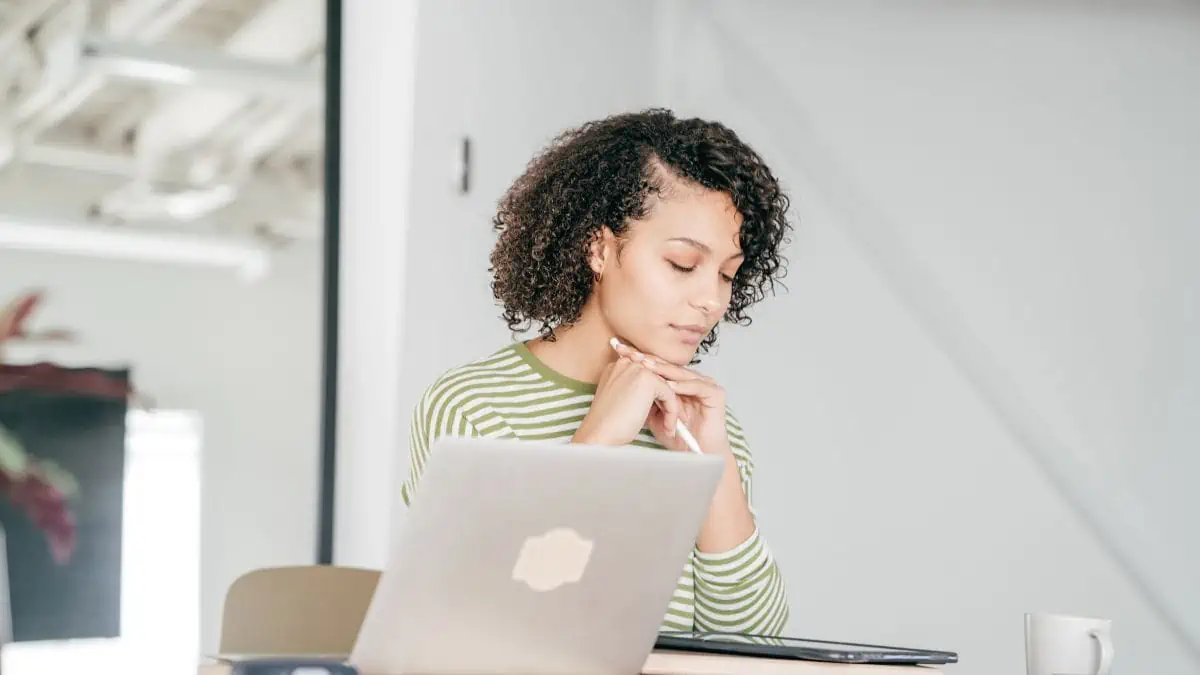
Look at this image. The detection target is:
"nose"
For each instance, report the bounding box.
[689,277,723,318]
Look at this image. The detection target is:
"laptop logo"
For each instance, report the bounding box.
[511,527,594,592]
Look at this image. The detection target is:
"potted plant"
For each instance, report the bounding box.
[0,426,78,565]
[0,291,79,565]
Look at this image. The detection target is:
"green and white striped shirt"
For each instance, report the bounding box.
[400,342,790,636]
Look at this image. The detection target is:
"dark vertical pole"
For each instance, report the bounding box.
[316,0,342,565]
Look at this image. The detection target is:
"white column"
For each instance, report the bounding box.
[334,0,419,569]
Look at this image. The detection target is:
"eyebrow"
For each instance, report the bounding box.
[667,237,744,260]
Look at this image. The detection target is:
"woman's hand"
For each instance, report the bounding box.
[600,343,755,553]
[571,354,682,447]
[610,343,732,457]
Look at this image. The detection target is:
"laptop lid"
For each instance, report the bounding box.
[654,632,960,666]
[350,437,726,675]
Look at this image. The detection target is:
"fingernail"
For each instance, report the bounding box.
[665,380,676,389]
[643,358,656,367]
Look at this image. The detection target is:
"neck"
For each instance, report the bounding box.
[526,306,618,385]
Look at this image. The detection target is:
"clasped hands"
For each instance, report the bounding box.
[572,341,731,457]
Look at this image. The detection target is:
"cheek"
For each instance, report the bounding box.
[603,259,678,318]
[625,258,677,297]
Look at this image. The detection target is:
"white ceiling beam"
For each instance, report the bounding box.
[93,93,155,147]
[13,0,89,121]
[134,0,324,161]
[3,151,320,240]
[81,34,321,99]
[0,210,271,281]
[231,104,311,169]
[90,0,224,145]
[200,93,318,180]
[17,142,320,198]
[266,108,323,163]
[20,142,138,175]
[0,0,60,59]
[17,0,206,141]
[105,0,184,36]
[110,0,324,225]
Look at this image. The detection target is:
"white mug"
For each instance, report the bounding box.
[1025,613,1114,675]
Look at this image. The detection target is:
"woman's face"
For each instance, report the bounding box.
[590,182,744,366]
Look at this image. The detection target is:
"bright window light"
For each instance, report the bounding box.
[1,410,202,675]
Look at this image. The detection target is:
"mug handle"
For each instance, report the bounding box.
[1089,627,1114,675]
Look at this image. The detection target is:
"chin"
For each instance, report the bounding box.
[654,342,699,366]
[622,332,699,365]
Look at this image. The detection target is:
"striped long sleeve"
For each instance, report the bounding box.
[397,343,792,635]
[692,416,790,635]
[400,371,486,507]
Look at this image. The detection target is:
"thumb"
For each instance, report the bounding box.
[653,381,681,439]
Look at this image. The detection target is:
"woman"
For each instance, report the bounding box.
[400,108,794,636]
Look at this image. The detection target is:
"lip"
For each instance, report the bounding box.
[670,324,708,344]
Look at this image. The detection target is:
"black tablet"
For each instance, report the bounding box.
[654,631,959,665]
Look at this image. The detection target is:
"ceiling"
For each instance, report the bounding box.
[0,0,326,277]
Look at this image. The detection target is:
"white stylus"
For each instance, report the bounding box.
[609,337,703,455]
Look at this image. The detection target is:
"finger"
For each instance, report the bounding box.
[617,355,647,381]
[605,353,633,374]
[664,378,722,408]
[611,341,672,371]
[597,357,628,385]
[641,357,706,382]
[650,378,682,438]
[610,340,642,361]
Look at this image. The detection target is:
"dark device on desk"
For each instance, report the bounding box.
[655,632,959,665]
[228,658,357,675]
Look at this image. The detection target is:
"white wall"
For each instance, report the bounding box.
[338,1,1199,672]
[654,1,1200,673]
[333,0,420,570]
[335,0,664,566]
[0,242,323,655]
[397,0,663,438]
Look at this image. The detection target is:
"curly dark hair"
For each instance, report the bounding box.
[489,108,793,355]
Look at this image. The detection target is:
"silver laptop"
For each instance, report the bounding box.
[349,437,726,675]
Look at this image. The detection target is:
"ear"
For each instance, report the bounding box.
[588,227,616,279]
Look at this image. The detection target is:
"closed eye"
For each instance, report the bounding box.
[671,261,736,284]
